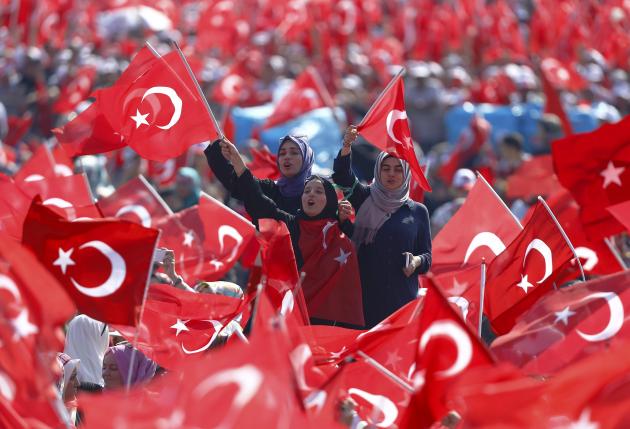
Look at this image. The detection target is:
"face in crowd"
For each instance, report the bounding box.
[102,351,123,389]
[278,140,303,178]
[380,156,405,190]
[301,178,327,217]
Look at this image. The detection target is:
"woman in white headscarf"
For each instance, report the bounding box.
[333,127,432,327]
[63,315,109,386]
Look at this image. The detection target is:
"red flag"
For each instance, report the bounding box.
[114,283,244,369]
[53,65,96,114]
[210,57,271,107]
[357,73,432,192]
[98,175,172,228]
[299,220,364,326]
[485,202,575,334]
[506,155,564,200]
[155,193,256,285]
[247,145,280,180]
[13,144,74,183]
[607,199,630,233]
[491,270,630,375]
[552,115,630,240]
[0,181,32,241]
[539,60,573,136]
[431,177,522,274]
[4,113,32,147]
[96,48,216,162]
[22,201,159,326]
[17,173,102,221]
[145,154,187,188]
[78,335,308,428]
[540,58,586,92]
[262,67,335,129]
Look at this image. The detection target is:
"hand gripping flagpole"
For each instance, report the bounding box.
[538,196,586,282]
[604,236,629,270]
[356,67,406,128]
[475,171,523,229]
[127,230,162,391]
[478,258,486,335]
[169,40,225,140]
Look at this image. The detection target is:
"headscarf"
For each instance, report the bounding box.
[276,135,314,197]
[176,167,201,209]
[298,175,339,221]
[352,152,411,246]
[63,315,109,386]
[107,344,157,386]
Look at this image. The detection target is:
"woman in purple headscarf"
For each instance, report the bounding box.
[205,135,314,219]
[102,344,157,389]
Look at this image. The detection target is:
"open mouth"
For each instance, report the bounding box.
[306,199,315,207]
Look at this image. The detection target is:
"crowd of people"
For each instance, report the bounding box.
[2,0,630,427]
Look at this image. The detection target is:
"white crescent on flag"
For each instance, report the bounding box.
[70,241,127,298]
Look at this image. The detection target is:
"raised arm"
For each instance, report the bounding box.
[204,139,241,197]
[332,126,370,209]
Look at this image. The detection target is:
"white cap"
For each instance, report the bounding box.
[452,168,476,190]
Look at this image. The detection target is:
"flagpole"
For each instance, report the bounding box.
[145,41,161,57]
[307,66,344,127]
[478,258,486,334]
[356,351,415,394]
[604,236,628,270]
[475,171,523,229]
[170,40,225,140]
[126,230,161,390]
[356,68,406,128]
[246,275,266,337]
[537,196,586,282]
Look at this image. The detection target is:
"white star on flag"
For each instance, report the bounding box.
[448,277,469,295]
[384,349,403,371]
[334,248,351,265]
[130,109,150,129]
[210,260,224,270]
[600,161,625,188]
[11,309,39,340]
[554,306,576,326]
[516,274,534,293]
[183,230,194,247]
[53,248,75,275]
[567,409,599,429]
[170,319,189,336]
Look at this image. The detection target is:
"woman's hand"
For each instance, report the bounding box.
[402,252,421,277]
[162,249,177,280]
[220,138,247,176]
[341,125,357,156]
[338,199,354,222]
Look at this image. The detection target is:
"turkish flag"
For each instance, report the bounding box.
[0,181,32,241]
[548,190,625,278]
[608,199,630,233]
[114,283,245,369]
[247,145,280,180]
[485,202,575,335]
[405,280,493,427]
[98,175,172,228]
[506,155,565,200]
[262,67,334,129]
[78,335,308,428]
[13,144,74,183]
[299,220,364,326]
[155,193,256,285]
[491,270,630,375]
[540,58,586,92]
[96,48,216,162]
[145,154,187,188]
[539,60,573,136]
[17,173,102,221]
[449,341,630,429]
[4,113,33,147]
[53,65,96,114]
[211,58,270,107]
[0,236,75,428]
[552,115,630,240]
[22,201,159,326]
[53,101,126,157]
[431,177,522,274]
[357,73,432,192]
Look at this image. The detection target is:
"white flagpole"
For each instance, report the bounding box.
[356,68,406,127]
[247,275,267,336]
[478,258,486,335]
[356,351,415,394]
[604,236,628,270]
[475,171,523,229]
[170,40,225,140]
[138,174,174,215]
[538,196,586,282]
[126,230,161,390]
